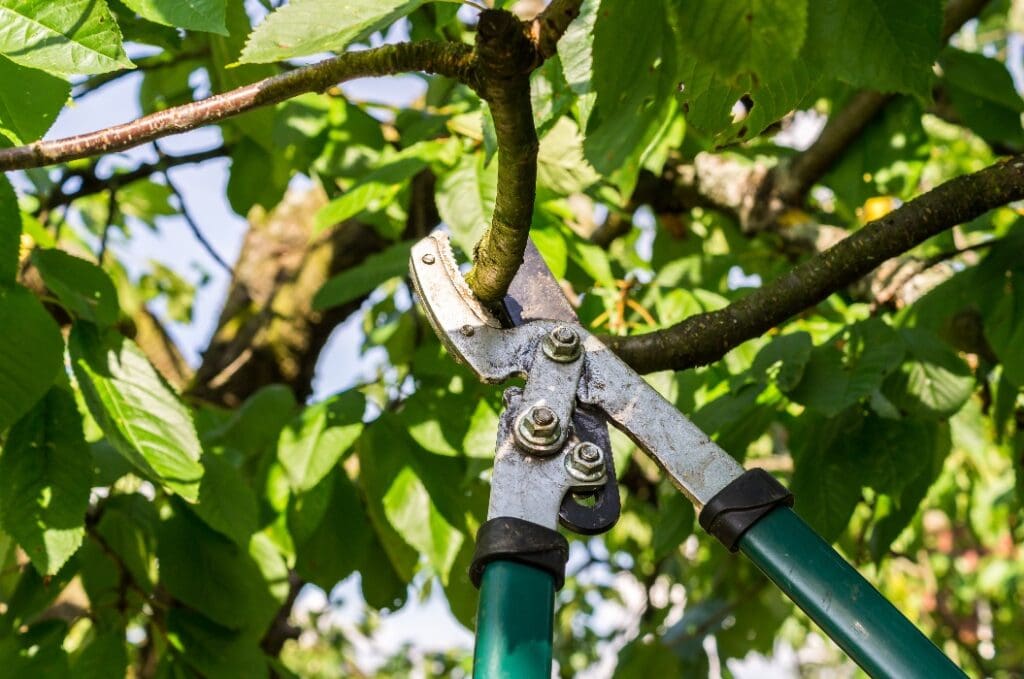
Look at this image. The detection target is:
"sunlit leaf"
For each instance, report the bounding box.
[69,324,205,501]
[240,0,425,63]
[0,0,134,76]
[0,389,93,575]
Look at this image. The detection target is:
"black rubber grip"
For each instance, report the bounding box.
[470,516,569,589]
[699,468,794,551]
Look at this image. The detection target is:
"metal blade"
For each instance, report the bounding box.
[503,239,578,325]
[503,237,620,535]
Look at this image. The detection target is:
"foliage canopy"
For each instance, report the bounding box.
[1,0,1023,676]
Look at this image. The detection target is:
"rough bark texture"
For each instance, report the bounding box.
[187,189,385,407]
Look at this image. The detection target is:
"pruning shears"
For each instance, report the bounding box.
[409,233,966,679]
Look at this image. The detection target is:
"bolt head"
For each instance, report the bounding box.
[567,442,606,479]
[421,253,436,265]
[460,324,475,337]
[542,324,581,362]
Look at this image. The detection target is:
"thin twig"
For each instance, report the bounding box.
[40,145,231,213]
[97,189,117,264]
[154,143,233,274]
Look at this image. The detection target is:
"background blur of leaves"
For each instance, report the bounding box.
[0,0,1023,676]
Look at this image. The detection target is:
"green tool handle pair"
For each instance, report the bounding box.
[472,507,965,679]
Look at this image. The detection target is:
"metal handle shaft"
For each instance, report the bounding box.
[473,561,555,679]
[738,507,966,678]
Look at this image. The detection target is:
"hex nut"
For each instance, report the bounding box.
[542,325,581,363]
[566,442,606,481]
[515,404,562,452]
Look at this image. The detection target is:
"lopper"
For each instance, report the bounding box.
[409,232,966,679]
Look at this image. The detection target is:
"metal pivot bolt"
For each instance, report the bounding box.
[515,404,562,453]
[566,442,606,483]
[542,325,581,363]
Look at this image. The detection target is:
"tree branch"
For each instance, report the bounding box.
[528,0,583,61]
[463,10,539,304]
[40,145,231,213]
[0,41,474,172]
[606,156,1024,373]
[154,143,233,274]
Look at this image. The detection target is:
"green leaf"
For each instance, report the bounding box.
[69,324,205,501]
[435,151,497,255]
[0,0,134,76]
[211,0,277,149]
[164,608,270,678]
[277,391,365,492]
[679,53,818,144]
[940,47,1024,149]
[652,486,694,560]
[202,384,297,457]
[823,97,928,216]
[192,454,259,546]
[790,411,865,541]
[115,180,174,223]
[537,117,599,195]
[355,417,421,582]
[70,631,128,679]
[120,0,226,34]
[314,141,450,232]
[313,240,413,311]
[751,332,813,391]
[31,249,119,327]
[0,389,93,575]
[583,0,677,186]
[93,493,158,591]
[803,0,942,98]
[0,56,68,144]
[788,319,905,416]
[986,269,1024,388]
[0,285,64,433]
[674,0,807,80]
[382,466,463,584]
[240,0,424,63]
[291,470,372,590]
[0,174,19,284]
[226,139,289,214]
[0,621,70,675]
[883,328,974,418]
[157,505,279,632]
[867,420,950,560]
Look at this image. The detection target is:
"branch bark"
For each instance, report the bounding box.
[0,41,474,172]
[606,156,1024,373]
[463,10,539,304]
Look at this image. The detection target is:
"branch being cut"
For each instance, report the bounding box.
[606,156,1024,374]
[0,41,474,172]
[463,10,539,303]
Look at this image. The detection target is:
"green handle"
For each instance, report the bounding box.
[738,507,965,678]
[473,560,555,679]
